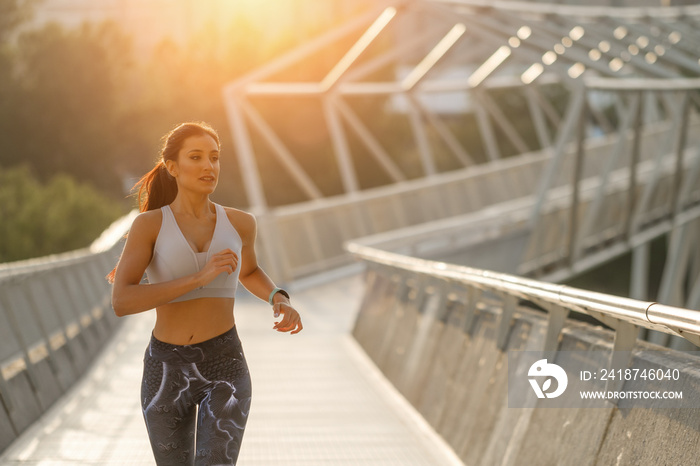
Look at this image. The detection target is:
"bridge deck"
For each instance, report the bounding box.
[0,270,462,465]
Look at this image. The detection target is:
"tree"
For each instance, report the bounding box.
[0,166,125,262]
[0,20,134,196]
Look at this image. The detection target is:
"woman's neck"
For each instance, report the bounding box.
[170,194,213,218]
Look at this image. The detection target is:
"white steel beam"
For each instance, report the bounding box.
[525,86,552,149]
[401,23,467,91]
[223,95,268,211]
[429,0,700,20]
[323,95,360,193]
[686,222,700,309]
[623,91,644,242]
[566,94,588,267]
[337,74,561,96]
[646,16,700,58]
[467,45,511,88]
[603,16,700,75]
[405,94,437,175]
[578,92,639,253]
[630,242,650,301]
[658,223,694,307]
[412,97,474,167]
[525,85,562,133]
[678,146,700,214]
[585,93,614,135]
[630,92,689,233]
[334,97,406,182]
[245,83,323,96]
[239,98,324,200]
[472,89,501,161]
[529,85,587,226]
[342,28,444,84]
[669,92,691,217]
[490,13,619,78]
[473,90,530,154]
[321,6,398,91]
[643,91,663,126]
[223,2,403,93]
[570,21,680,78]
[338,82,404,95]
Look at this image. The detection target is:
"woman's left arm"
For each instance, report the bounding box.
[233,209,303,334]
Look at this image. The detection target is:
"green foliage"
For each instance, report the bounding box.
[0,166,126,262]
[0,20,133,195]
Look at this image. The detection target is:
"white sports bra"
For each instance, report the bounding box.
[145,203,242,302]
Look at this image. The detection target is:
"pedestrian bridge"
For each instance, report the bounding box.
[3,1,700,464]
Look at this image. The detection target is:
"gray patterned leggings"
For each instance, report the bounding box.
[141,326,252,465]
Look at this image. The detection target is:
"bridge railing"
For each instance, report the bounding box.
[0,210,135,452]
[347,241,700,353]
[256,152,546,281]
[346,239,700,463]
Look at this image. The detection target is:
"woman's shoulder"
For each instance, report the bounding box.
[129,209,164,238]
[221,206,256,238]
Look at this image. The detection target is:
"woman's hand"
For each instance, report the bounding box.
[198,249,239,286]
[272,302,303,334]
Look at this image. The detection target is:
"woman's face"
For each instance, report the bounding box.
[166,133,220,194]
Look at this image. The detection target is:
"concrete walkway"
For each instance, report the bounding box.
[0,269,463,465]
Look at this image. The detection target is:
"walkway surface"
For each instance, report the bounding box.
[0,269,463,465]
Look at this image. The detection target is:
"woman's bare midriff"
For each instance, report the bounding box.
[153,297,236,345]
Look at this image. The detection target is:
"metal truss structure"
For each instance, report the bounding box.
[223,0,700,337]
[522,77,700,347]
[223,0,700,209]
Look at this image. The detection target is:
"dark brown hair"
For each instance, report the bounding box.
[106,121,221,283]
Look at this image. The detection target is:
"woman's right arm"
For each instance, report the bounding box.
[110,212,237,316]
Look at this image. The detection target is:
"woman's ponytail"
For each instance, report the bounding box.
[134,161,178,213]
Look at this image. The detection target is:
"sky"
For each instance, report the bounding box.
[32,0,369,56]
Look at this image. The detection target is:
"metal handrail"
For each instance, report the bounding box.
[584,77,700,91]
[0,209,133,435]
[346,241,700,347]
[0,209,136,280]
[432,0,700,18]
[269,152,543,216]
